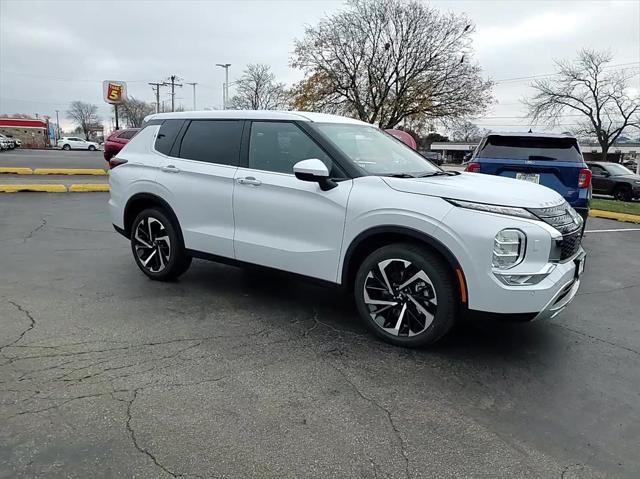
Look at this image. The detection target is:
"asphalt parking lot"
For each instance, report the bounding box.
[1,193,639,479]
[0,149,106,170]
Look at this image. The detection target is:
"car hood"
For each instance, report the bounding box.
[381,172,566,208]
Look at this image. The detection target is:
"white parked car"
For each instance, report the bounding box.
[57,137,100,151]
[109,111,585,347]
[0,134,16,149]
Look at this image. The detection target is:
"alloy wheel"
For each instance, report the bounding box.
[133,216,171,273]
[363,258,438,337]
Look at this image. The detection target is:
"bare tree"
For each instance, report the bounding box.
[67,101,101,139]
[450,120,488,142]
[290,0,493,128]
[118,97,155,128]
[525,49,640,161]
[228,64,289,110]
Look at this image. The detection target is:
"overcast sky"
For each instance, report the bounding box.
[0,0,638,134]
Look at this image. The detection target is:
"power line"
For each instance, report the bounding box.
[493,62,640,84]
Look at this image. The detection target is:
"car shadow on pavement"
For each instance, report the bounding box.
[181,259,560,363]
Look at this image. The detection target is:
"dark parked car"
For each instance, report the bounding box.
[103,128,139,162]
[465,133,591,222]
[587,161,640,201]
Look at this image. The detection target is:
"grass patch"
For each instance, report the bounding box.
[591,199,640,216]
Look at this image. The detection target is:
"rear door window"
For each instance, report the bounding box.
[154,119,184,156]
[178,120,243,166]
[479,136,583,162]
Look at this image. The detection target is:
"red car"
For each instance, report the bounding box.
[103,128,139,162]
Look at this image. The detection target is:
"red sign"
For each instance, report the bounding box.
[103,80,127,104]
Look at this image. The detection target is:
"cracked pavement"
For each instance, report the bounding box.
[1,194,639,478]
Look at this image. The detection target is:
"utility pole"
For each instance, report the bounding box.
[186,82,197,110]
[216,63,231,109]
[163,75,183,112]
[55,110,61,141]
[149,82,163,114]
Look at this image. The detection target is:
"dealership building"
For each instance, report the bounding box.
[0,118,50,148]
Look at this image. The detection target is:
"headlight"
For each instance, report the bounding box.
[493,229,526,269]
[447,199,537,220]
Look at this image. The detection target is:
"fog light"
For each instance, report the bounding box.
[492,229,526,269]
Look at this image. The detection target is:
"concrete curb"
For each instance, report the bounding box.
[0,167,34,175]
[68,184,110,192]
[590,209,640,224]
[33,168,107,175]
[0,184,68,193]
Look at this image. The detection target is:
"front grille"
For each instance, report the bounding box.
[529,201,583,235]
[559,230,582,260]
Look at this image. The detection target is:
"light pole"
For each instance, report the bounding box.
[55,110,61,141]
[186,82,197,110]
[216,63,231,109]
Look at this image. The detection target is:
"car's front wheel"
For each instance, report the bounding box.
[130,208,192,281]
[62,144,71,150]
[354,243,458,347]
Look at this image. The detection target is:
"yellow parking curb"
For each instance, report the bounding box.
[0,184,67,193]
[34,168,107,176]
[0,167,34,175]
[68,184,110,192]
[589,209,640,224]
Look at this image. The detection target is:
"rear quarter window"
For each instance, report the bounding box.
[479,136,583,162]
[154,119,185,156]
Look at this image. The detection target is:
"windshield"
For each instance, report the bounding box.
[604,163,634,176]
[479,135,583,162]
[315,123,440,176]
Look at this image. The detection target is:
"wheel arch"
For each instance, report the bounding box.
[123,193,184,244]
[341,225,467,303]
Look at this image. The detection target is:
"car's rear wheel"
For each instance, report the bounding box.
[62,144,71,150]
[614,185,632,202]
[130,208,191,281]
[88,145,96,151]
[354,243,458,347]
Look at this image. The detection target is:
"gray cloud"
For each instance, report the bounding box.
[1,0,638,133]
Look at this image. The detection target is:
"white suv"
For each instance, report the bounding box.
[109,111,585,347]
[57,137,100,151]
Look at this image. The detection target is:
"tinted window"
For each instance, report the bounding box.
[119,130,137,140]
[589,164,606,176]
[479,136,583,162]
[178,120,242,166]
[249,121,335,175]
[155,119,184,155]
[603,163,633,176]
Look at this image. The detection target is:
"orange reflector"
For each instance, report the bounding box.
[455,267,467,303]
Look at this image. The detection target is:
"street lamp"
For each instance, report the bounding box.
[216,63,231,109]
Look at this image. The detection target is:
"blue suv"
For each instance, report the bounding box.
[465,133,591,223]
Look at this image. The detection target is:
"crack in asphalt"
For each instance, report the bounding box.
[327,358,411,479]
[553,323,640,357]
[1,301,37,353]
[21,216,49,244]
[123,388,184,478]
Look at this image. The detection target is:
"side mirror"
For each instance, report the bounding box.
[602,171,610,177]
[293,159,337,191]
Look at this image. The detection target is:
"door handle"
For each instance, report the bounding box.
[237,176,262,186]
[161,165,180,173]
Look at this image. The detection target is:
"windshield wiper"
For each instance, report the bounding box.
[384,173,416,178]
[415,171,450,178]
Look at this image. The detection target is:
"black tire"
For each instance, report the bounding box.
[62,144,71,150]
[130,208,192,281]
[354,243,458,348]
[88,145,96,151]
[613,185,632,202]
